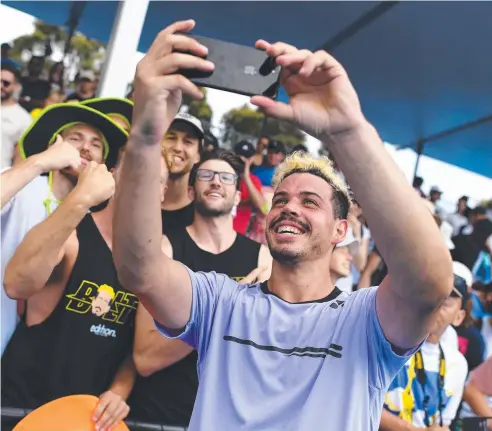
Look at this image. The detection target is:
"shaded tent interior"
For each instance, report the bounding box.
[5,0,491,177]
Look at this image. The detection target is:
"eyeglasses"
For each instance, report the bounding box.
[196,168,238,185]
[1,79,12,88]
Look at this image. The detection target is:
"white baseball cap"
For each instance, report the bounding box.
[452,261,473,289]
[336,228,359,256]
[172,112,204,138]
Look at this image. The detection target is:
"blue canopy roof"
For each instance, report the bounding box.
[5,1,491,177]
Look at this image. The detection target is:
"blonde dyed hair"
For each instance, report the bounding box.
[272,151,352,218]
[97,284,115,300]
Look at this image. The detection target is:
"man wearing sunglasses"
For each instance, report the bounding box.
[1,62,32,169]
[381,262,469,430]
[128,149,272,428]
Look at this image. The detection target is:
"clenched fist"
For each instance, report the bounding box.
[34,134,82,173]
[72,161,115,208]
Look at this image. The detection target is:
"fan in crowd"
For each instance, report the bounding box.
[0,18,491,431]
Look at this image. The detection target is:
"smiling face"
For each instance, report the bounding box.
[266,173,348,266]
[190,159,240,218]
[60,123,105,177]
[1,69,18,102]
[162,122,201,178]
[330,245,353,279]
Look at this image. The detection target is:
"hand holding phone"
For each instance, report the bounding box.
[175,34,281,99]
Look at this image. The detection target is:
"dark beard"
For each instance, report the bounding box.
[169,171,187,180]
[194,199,232,218]
[266,233,301,267]
[269,247,301,267]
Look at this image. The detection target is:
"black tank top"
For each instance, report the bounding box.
[161,202,194,235]
[1,215,138,410]
[128,228,261,425]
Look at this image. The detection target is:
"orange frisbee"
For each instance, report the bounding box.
[12,394,129,431]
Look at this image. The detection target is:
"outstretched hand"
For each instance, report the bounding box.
[250,41,366,141]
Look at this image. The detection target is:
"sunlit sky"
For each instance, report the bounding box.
[1,4,490,212]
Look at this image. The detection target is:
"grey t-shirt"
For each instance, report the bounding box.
[156,268,417,430]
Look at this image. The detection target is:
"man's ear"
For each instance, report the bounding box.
[453,309,466,327]
[234,189,241,207]
[332,219,348,247]
[188,186,195,202]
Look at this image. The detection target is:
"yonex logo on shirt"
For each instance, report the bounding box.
[90,324,116,338]
[330,300,345,309]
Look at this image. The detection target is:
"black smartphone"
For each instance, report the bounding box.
[175,34,281,99]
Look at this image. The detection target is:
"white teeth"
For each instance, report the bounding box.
[208,193,221,197]
[278,226,302,235]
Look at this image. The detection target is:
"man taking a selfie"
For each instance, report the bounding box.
[113,20,453,430]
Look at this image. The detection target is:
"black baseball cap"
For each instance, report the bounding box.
[204,130,219,149]
[451,274,469,309]
[234,140,256,158]
[267,140,286,154]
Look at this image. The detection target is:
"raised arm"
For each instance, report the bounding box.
[250,41,453,351]
[325,112,452,351]
[241,157,269,215]
[1,135,81,209]
[3,162,114,299]
[112,20,215,330]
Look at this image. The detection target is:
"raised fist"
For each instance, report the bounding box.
[35,134,82,172]
[72,161,115,208]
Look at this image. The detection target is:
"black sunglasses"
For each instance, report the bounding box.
[1,79,12,88]
[196,168,238,186]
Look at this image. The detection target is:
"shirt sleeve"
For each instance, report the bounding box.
[441,352,468,425]
[155,267,234,357]
[363,287,423,390]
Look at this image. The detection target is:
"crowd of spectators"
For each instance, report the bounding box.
[1,39,492,431]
